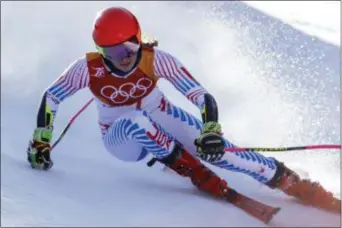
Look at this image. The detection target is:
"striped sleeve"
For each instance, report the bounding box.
[36,57,90,128]
[153,49,208,109]
[47,57,89,103]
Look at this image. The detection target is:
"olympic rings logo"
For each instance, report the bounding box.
[100,78,154,104]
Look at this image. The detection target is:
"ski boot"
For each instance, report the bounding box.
[157,140,238,201]
[266,160,341,213]
[150,141,282,224]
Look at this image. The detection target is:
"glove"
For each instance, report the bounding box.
[27,127,54,170]
[194,121,225,162]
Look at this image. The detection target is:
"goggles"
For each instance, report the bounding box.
[96,40,140,62]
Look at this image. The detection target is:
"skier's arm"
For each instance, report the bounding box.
[153,49,224,161]
[27,57,90,170]
[153,49,217,121]
[37,57,90,128]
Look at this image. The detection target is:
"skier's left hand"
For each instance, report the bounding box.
[194,121,225,162]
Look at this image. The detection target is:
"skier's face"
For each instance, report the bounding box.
[97,38,140,72]
[112,51,138,72]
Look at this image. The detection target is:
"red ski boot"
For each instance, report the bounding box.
[266,160,341,213]
[154,140,281,224]
[158,140,233,199]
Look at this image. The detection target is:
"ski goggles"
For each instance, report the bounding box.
[96,40,141,62]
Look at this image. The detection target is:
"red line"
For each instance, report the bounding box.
[224,144,341,152]
[69,98,94,124]
[305,145,341,149]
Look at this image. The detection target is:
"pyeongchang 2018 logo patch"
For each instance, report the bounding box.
[92,67,105,78]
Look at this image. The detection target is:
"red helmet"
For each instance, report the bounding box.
[92,7,142,47]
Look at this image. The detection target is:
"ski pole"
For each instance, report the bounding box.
[147,144,341,168]
[51,97,94,150]
[224,144,341,152]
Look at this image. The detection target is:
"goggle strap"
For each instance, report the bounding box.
[96,45,105,56]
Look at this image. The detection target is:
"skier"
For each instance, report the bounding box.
[27,6,339,213]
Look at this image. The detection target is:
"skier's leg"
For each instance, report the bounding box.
[264,159,340,212]
[102,131,149,162]
[102,111,175,162]
[150,98,340,212]
[149,97,278,184]
[207,147,339,213]
[102,109,233,198]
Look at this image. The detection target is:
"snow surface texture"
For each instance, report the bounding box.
[1,1,340,227]
[244,1,340,46]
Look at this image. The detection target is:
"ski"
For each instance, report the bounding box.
[224,191,281,224]
[148,159,281,224]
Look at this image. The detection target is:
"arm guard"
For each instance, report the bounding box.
[37,92,54,128]
[201,93,219,123]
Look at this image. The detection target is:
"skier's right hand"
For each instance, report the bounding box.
[27,127,54,170]
[194,122,225,162]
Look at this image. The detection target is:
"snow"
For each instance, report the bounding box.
[1,1,340,227]
[244,1,340,46]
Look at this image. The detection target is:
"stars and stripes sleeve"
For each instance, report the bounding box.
[36,57,90,128]
[153,49,208,110]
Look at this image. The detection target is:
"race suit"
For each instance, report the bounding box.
[37,46,277,184]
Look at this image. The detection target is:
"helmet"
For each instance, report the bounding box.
[92,7,142,47]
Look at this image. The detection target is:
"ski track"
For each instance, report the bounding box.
[1,1,340,227]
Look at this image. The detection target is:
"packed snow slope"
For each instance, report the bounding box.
[1,1,340,227]
[244,1,340,46]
